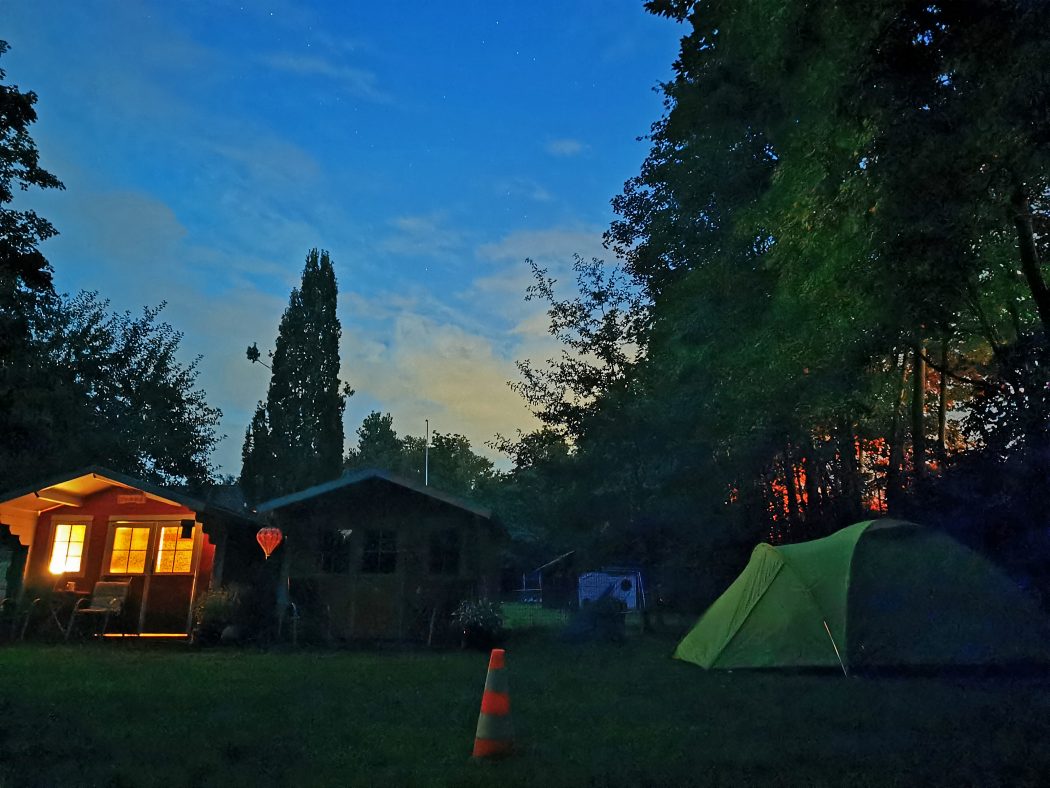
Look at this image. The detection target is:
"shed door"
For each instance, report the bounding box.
[103,522,201,634]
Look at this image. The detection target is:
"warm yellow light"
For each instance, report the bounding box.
[109,525,150,574]
[156,525,194,573]
[49,523,86,574]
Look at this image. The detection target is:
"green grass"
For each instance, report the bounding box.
[2,635,1050,786]
[501,602,570,631]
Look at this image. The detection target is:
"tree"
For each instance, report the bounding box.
[0,48,221,488]
[0,39,63,358]
[241,249,349,502]
[0,292,223,488]
[1,39,65,484]
[343,410,496,499]
[512,255,646,443]
[344,411,404,471]
[500,0,1050,606]
[240,402,272,505]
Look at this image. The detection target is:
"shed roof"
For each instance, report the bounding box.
[0,465,256,523]
[255,468,493,519]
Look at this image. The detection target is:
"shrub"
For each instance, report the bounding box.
[192,588,239,645]
[450,599,503,650]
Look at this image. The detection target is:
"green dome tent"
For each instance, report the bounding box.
[674,519,1050,671]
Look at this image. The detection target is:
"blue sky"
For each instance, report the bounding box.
[5,1,681,473]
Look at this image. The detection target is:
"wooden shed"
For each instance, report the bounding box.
[255,468,501,642]
[0,467,257,636]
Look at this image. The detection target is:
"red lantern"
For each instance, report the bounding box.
[256,526,283,559]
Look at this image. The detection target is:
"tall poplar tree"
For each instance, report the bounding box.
[242,249,349,502]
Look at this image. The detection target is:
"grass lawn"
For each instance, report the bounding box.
[2,630,1050,787]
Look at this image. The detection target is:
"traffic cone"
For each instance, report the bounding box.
[472,648,514,758]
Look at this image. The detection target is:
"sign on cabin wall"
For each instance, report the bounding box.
[117,493,147,504]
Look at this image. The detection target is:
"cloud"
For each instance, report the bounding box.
[208,136,322,191]
[263,53,389,103]
[341,308,541,463]
[376,213,468,260]
[51,191,188,270]
[545,138,586,157]
[495,177,553,203]
[41,185,305,474]
[476,226,608,265]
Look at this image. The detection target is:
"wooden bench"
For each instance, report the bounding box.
[66,581,131,639]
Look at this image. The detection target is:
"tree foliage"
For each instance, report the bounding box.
[0,42,220,490]
[344,410,496,500]
[505,0,1050,608]
[0,39,64,357]
[1,292,222,487]
[241,249,349,503]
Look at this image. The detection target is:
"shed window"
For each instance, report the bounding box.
[155,525,195,573]
[361,530,397,574]
[429,529,460,575]
[49,523,88,574]
[109,526,151,574]
[321,529,353,574]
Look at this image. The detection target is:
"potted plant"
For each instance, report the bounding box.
[451,599,503,651]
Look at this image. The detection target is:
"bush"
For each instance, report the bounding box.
[192,588,239,645]
[450,599,503,650]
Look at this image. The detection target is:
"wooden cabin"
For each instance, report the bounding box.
[0,467,256,636]
[256,468,501,642]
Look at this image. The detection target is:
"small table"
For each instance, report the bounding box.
[47,590,90,635]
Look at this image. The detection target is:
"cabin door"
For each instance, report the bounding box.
[102,521,202,634]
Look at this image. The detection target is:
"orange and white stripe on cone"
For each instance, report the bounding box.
[472,648,514,758]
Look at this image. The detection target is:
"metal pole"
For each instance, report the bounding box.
[823,619,848,677]
[425,418,429,486]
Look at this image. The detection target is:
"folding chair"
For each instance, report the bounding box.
[66,581,131,640]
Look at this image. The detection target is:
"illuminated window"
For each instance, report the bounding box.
[49,523,87,574]
[155,525,195,573]
[362,530,397,574]
[109,526,150,574]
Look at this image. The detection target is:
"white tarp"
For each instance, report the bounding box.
[578,571,645,610]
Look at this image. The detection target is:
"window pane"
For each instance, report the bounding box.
[156,549,173,573]
[172,550,193,573]
[131,528,150,550]
[155,526,194,574]
[110,551,129,574]
[49,547,67,575]
[112,528,131,552]
[110,527,149,574]
[362,529,397,574]
[127,550,147,574]
[50,522,87,574]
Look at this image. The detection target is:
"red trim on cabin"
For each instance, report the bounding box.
[24,487,215,634]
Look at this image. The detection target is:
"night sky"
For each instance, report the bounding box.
[5,1,681,472]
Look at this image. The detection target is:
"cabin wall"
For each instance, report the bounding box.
[22,488,216,634]
[276,485,498,642]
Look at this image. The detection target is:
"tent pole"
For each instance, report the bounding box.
[823,620,848,677]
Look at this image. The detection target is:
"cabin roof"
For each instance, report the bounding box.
[255,468,493,519]
[0,465,255,524]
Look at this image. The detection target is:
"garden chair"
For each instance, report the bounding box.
[65,580,131,640]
